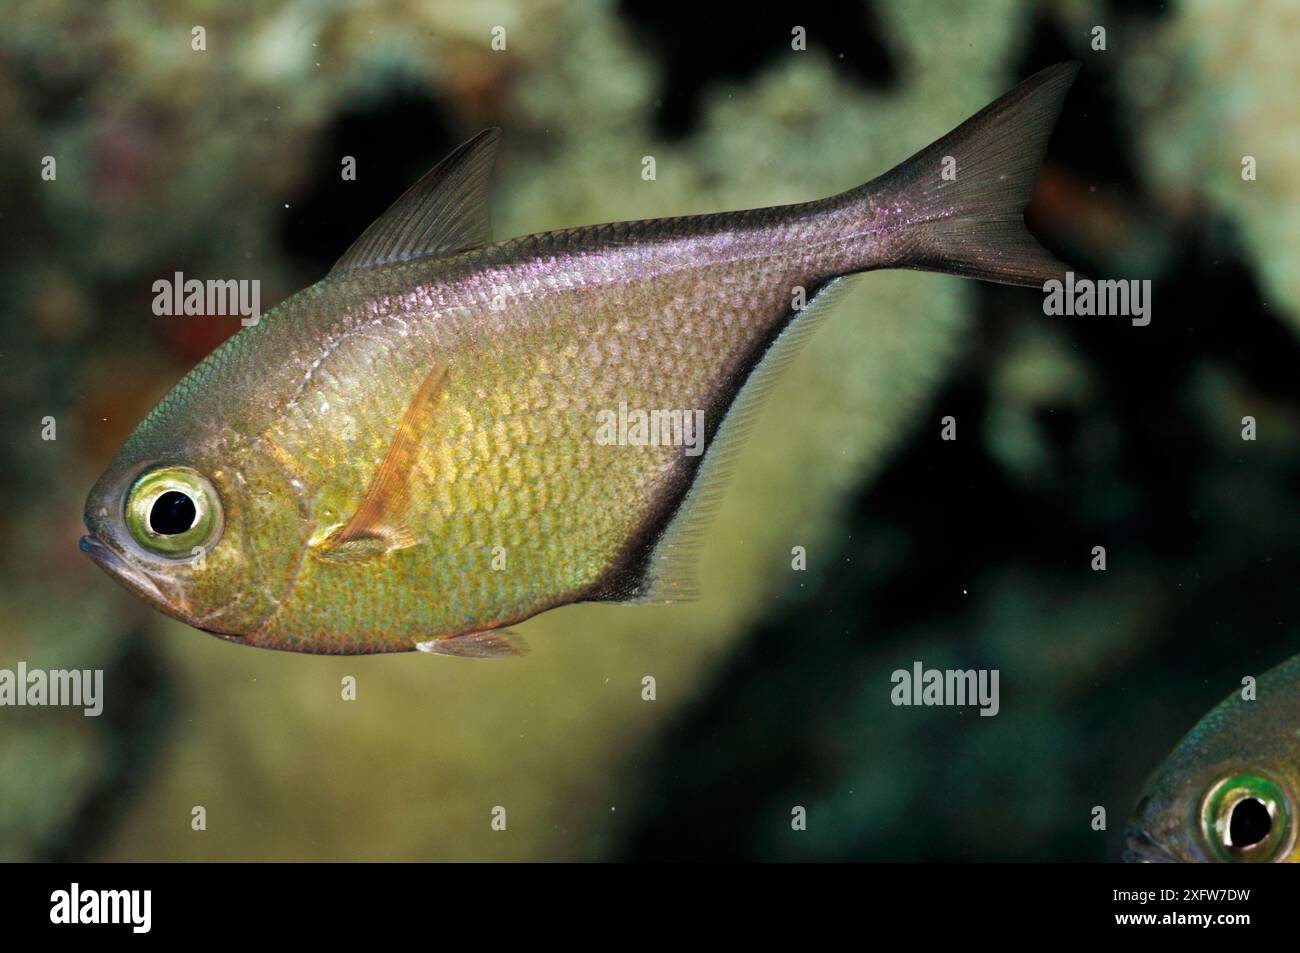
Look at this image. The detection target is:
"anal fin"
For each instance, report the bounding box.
[594,277,857,604]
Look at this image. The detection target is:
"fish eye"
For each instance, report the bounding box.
[1200,773,1295,862]
[125,467,223,558]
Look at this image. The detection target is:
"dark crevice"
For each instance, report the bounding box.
[619,1,898,139]
[279,85,457,274]
[1015,13,1145,193]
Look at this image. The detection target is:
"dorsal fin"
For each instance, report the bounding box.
[329,129,500,275]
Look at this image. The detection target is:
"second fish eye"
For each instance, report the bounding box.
[1227,798,1272,849]
[1200,773,1294,862]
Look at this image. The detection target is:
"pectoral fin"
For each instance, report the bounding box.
[415,629,528,659]
[312,361,448,562]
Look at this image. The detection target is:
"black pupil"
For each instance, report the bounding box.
[1229,798,1272,848]
[150,491,197,535]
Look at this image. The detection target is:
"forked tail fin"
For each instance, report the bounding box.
[855,62,1079,288]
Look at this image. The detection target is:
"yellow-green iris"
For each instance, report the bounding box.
[125,467,222,558]
[1200,773,1294,862]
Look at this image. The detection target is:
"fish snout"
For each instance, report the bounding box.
[1121,825,1179,863]
[80,532,167,606]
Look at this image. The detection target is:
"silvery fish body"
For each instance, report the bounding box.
[82,64,1079,655]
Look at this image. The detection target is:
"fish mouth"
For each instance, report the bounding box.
[1122,827,1179,863]
[80,534,166,605]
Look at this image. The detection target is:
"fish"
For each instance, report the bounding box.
[81,63,1080,656]
[1124,653,1300,862]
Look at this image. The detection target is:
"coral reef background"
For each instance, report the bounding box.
[1,0,1297,860]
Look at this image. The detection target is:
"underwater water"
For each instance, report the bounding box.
[2,0,1299,867]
